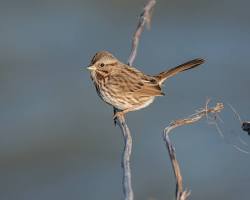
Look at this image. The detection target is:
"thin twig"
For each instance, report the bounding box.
[115,1,157,200]
[228,103,243,123]
[233,144,250,154]
[116,115,134,200]
[163,102,224,200]
[127,0,156,66]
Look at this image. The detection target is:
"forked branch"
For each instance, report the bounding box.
[163,102,224,200]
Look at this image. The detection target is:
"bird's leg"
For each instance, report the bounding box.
[113,111,125,120]
[113,107,118,126]
[113,107,137,120]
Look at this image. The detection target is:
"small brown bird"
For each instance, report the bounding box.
[87,51,204,119]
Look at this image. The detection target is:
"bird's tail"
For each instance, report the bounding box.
[154,58,205,85]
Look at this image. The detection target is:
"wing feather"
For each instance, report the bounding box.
[108,65,163,96]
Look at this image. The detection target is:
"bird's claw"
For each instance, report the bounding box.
[113,111,124,120]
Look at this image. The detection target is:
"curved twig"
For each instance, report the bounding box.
[163,102,224,200]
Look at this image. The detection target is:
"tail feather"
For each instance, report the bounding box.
[154,58,205,85]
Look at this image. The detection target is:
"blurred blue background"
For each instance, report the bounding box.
[1,0,250,199]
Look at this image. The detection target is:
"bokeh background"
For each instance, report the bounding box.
[1,0,250,199]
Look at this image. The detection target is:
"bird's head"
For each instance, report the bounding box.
[87,51,120,76]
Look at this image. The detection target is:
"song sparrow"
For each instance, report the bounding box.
[87,51,204,119]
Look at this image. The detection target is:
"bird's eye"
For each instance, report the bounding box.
[100,63,105,67]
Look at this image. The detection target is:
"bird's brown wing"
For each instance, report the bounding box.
[108,65,163,96]
[138,75,164,96]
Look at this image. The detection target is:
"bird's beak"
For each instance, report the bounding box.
[87,65,97,71]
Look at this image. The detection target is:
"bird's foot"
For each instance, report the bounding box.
[113,111,124,121]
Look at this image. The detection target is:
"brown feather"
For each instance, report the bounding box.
[154,58,205,85]
[108,65,162,97]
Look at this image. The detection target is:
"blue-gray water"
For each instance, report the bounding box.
[0,0,250,199]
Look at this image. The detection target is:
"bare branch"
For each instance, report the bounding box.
[115,1,157,200]
[116,115,134,200]
[163,102,224,200]
[127,0,156,66]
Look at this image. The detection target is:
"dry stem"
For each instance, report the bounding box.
[115,115,133,200]
[163,102,224,200]
[127,0,156,66]
[115,1,157,200]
